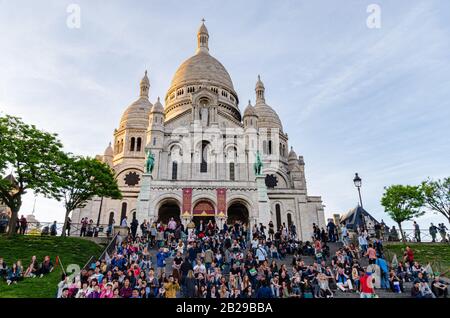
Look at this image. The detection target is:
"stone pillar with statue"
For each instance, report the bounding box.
[254,151,271,229]
[136,150,155,231]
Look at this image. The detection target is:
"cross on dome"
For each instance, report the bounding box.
[197,19,209,53]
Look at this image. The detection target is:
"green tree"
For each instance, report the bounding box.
[420,177,450,226]
[381,185,425,242]
[0,115,63,236]
[56,154,122,236]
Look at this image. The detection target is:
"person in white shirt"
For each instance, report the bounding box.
[358,233,368,254]
[255,244,267,264]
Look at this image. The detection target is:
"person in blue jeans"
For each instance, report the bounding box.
[156,248,170,276]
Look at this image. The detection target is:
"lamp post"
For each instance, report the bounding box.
[353,173,366,231]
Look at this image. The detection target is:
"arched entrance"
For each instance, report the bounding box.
[192,200,215,227]
[158,201,181,225]
[227,202,249,225]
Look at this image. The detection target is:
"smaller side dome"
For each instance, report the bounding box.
[104,142,114,157]
[243,100,257,117]
[152,97,164,113]
[288,146,298,160]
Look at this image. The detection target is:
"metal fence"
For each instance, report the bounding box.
[10,221,111,238]
[385,228,449,243]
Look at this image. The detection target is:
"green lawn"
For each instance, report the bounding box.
[0,235,103,298]
[384,243,450,276]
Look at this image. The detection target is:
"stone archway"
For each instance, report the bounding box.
[192,200,216,227]
[158,200,181,225]
[227,202,249,225]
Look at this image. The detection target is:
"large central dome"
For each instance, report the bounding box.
[165,20,240,122]
[170,51,235,91]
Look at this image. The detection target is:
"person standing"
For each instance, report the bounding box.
[365,244,377,264]
[19,215,27,235]
[66,217,71,236]
[268,221,274,240]
[326,220,336,242]
[340,223,349,246]
[130,217,139,240]
[121,216,128,227]
[413,221,421,242]
[50,221,57,236]
[438,223,448,242]
[358,233,368,255]
[167,217,177,234]
[429,223,438,243]
[80,217,88,237]
[360,271,376,298]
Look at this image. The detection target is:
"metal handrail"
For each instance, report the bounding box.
[386,228,449,243]
[13,221,111,237]
[99,233,119,261]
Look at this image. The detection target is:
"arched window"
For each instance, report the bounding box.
[120,202,127,224]
[200,141,208,173]
[268,140,272,155]
[287,213,293,228]
[172,161,178,180]
[136,137,142,152]
[120,139,124,153]
[130,137,135,152]
[108,212,115,226]
[153,137,156,146]
[229,162,235,181]
[263,140,267,154]
[275,204,282,229]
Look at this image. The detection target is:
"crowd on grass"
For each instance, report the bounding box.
[49,218,448,299]
[0,255,54,285]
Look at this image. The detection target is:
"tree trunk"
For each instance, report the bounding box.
[61,209,71,237]
[398,222,406,243]
[7,207,19,236]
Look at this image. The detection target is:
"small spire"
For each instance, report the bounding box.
[255,75,265,104]
[197,19,209,54]
[140,70,150,98]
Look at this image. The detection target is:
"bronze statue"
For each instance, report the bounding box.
[145,150,155,174]
[254,151,263,176]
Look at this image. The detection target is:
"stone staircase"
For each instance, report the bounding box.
[295,242,413,298]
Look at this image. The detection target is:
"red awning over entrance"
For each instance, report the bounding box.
[193,201,215,216]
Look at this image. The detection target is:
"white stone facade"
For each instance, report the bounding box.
[72,21,325,241]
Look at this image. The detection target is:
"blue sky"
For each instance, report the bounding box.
[1,0,449,229]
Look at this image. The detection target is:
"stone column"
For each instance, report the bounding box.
[136,174,153,234]
[256,176,271,228]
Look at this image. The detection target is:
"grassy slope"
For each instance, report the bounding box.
[384,243,450,276]
[0,235,103,298]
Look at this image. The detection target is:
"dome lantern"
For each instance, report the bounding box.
[197,19,209,54]
[140,70,150,98]
[255,75,265,104]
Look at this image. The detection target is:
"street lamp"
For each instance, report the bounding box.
[353,173,363,207]
[353,173,366,231]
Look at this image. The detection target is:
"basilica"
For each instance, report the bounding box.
[71,21,325,240]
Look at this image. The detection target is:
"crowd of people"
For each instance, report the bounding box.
[0,255,54,285]
[54,217,448,299]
